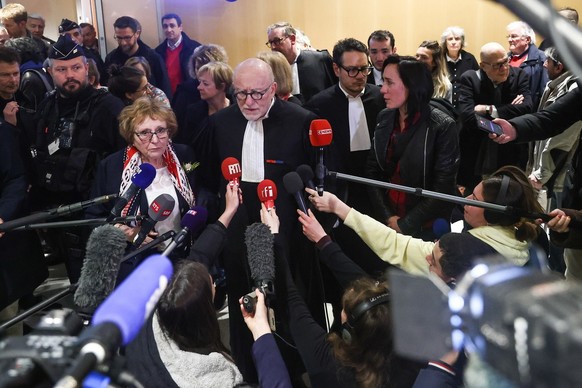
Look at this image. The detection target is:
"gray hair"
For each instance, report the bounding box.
[440,26,466,48]
[507,21,536,45]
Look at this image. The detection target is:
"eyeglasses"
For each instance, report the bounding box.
[483,58,510,71]
[114,33,135,42]
[233,85,272,101]
[265,36,288,47]
[134,127,169,141]
[338,64,373,78]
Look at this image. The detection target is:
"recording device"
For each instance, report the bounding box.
[74,224,127,311]
[55,254,174,388]
[0,309,84,387]
[162,206,208,256]
[243,222,276,331]
[0,194,117,233]
[389,259,582,387]
[283,171,308,213]
[309,119,333,196]
[475,114,503,136]
[132,193,175,248]
[107,163,156,221]
[221,157,242,184]
[257,179,277,211]
[296,164,316,190]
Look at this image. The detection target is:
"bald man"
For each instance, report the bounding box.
[207,58,317,382]
[457,42,533,192]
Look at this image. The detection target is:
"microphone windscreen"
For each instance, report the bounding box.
[283,171,304,194]
[309,119,333,147]
[257,179,278,202]
[245,222,275,282]
[432,218,451,240]
[181,206,208,234]
[148,193,175,221]
[221,157,242,181]
[74,224,127,310]
[92,253,173,345]
[131,163,156,189]
[296,164,315,189]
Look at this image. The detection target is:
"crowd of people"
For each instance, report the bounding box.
[0,2,581,387]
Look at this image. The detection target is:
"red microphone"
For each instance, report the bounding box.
[309,119,333,147]
[309,119,333,195]
[257,179,277,210]
[221,157,242,184]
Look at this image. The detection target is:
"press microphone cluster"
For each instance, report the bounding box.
[0,194,117,233]
[55,254,174,388]
[309,119,333,196]
[162,206,208,256]
[132,193,175,248]
[107,163,156,221]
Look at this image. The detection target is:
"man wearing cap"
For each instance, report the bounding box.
[59,18,106,85]
[104,16,171,96]
[0,3,47,60]
[27,35,125,283]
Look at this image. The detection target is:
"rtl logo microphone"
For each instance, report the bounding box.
[228,163,241,176]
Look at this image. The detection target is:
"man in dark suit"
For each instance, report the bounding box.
[266,21,336,103]
[305,37,384,214]
[458,41,533,192]
[154,13,201,96]
[366,30,397,87]
[104,16,171,96]
[208,58,316,383]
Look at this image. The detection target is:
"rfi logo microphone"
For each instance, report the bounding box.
[261,185,274,198]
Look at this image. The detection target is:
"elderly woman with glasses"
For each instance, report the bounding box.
[86,97,200,279]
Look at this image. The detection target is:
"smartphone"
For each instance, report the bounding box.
[476,114,503,136]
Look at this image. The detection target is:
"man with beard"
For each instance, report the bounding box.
[29,35,124,283]
[104,16,170,97]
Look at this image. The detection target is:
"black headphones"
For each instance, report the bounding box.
[483,174,511,225]
[341,292,390,344]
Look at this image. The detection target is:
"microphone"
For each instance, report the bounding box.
[132,193,175,248]
[243,222,276,331]
[309,119,333,196]
[107,163,156,221]
[0,194,117,233]
[55,254,173,388]
[296,164,316,190]
[162,206,208,256]
[432,218,451,240]
[221,157,242,184]
[283,172,308,213]
[257,179,277,211]
[74,225,127,311]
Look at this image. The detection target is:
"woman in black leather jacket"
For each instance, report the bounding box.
[366,55,459,240]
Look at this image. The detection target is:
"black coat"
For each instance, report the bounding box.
[296,50,338,103]
[0,123,46,309]
[366,107,460,236]
[445,49,480,109]
[458,67,533,189]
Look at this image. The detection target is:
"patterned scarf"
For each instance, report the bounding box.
[119,144,195,217]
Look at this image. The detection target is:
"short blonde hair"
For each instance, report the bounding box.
[118,97,177,144]
[196,61,233,92]
[0,3,27,24]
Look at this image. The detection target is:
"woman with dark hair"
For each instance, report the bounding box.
[107,64,170,107]
[366,55,459,241]
[416,40,452,101]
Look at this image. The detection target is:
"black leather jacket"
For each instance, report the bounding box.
[366,107,460,236]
